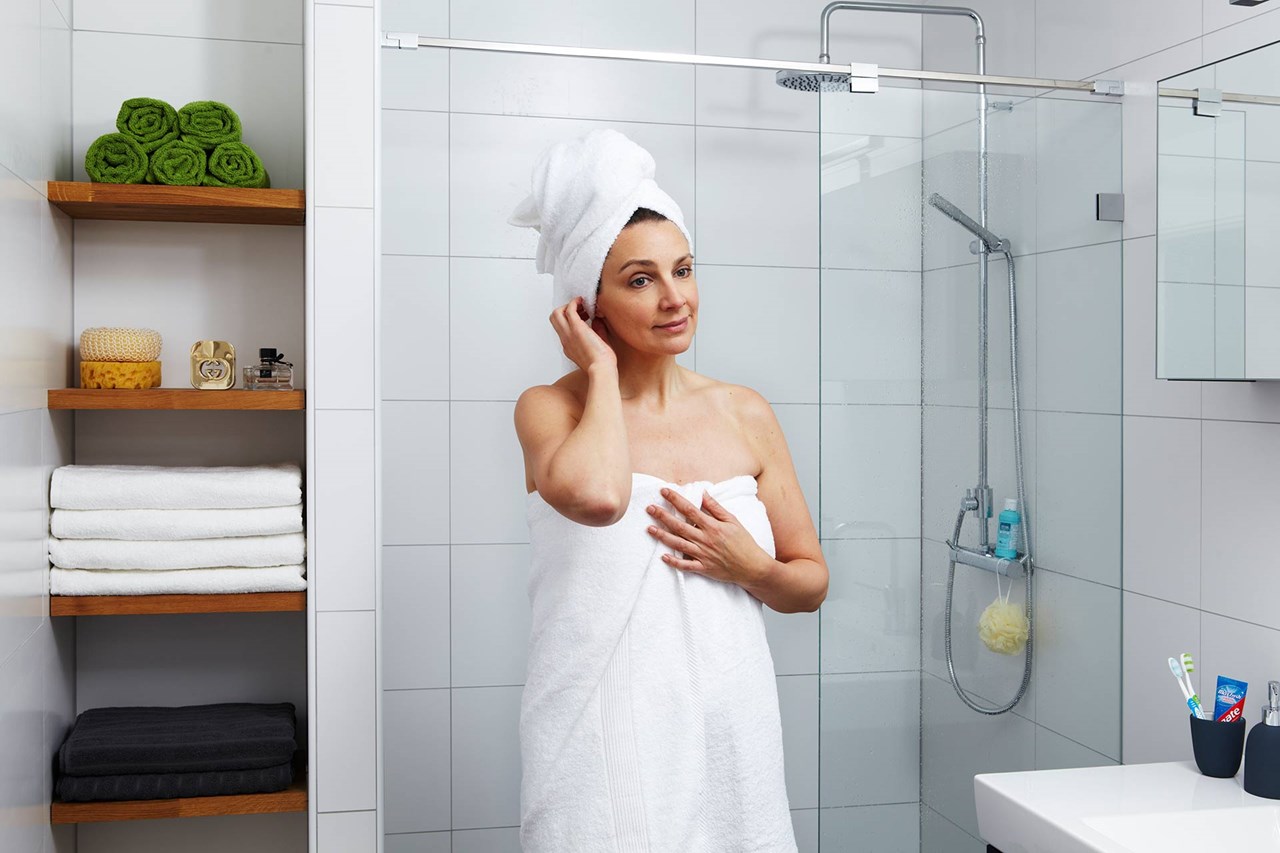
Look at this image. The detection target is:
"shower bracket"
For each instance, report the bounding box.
[968,238,1010,255]
[383,32,418,49]
[1092,79,1125,97]
[947,541,1028,578]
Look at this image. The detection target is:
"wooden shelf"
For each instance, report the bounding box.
[51,772,306,824]
[48,388,304,411]
[46,181,304,226]
[51,592,306,617]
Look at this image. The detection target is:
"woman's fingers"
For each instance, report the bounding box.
[659,488,711,530]
[660,552,704,573]
[700,492,737,523]
[647,503,704,542]
[646,523,695,553]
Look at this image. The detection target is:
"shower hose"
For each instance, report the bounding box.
[944,249,1034,715]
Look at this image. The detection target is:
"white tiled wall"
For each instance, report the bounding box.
[0,0,74,848]
[309,0,382,850]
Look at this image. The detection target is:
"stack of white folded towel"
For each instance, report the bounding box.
[48,463,307,596]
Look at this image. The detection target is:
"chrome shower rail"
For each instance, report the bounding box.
[382,34,879,92]
[1159,86,1280,106]
[379,33,1117,95]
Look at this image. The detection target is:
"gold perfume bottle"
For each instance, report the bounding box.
[190,340,236,389]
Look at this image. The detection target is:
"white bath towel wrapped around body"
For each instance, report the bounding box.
[521,472,796,852]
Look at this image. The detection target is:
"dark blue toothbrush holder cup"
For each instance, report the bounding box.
[1190,714,1246,778]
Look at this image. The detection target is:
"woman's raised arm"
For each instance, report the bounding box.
[515,296,633,525]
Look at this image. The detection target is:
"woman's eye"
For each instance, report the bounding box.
[677,266,692,277]
[629,277,649,288]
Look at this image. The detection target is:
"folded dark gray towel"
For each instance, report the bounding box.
[56,760,293,802]
[58,702,296,777]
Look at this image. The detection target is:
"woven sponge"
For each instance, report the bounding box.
[79,327,163,363]
[80,360,162,389]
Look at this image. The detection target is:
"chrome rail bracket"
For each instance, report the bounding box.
[946,541,1029,578]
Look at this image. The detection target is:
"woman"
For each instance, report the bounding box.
[511,129,828,852]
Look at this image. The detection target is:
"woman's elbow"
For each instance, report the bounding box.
[562,487,630,527]
[578,497,627,527]
[806,564,829,612]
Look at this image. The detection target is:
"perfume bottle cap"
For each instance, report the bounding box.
[260,347,279,361]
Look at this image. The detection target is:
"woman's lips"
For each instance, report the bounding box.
[656,317,688,332]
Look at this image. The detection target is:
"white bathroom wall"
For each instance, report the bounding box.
[0,0,76,848]
[1057,0,1280,776]
[67,1,309,850]
[378,1,924,850]
[307,0,383,851]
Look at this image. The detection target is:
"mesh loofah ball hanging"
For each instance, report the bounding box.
[978,597,1029,655]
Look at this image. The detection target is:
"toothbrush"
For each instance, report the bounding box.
[1180,652,1198,700]
[1169,657,1207,719]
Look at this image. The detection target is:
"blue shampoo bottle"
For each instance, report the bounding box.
[994,498,1021,559]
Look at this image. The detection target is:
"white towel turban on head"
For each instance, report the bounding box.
[508,129,692,321]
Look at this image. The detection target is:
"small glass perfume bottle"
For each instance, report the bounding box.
[243,348,294,390]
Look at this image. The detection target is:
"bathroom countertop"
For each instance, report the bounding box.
[974,760,1280,852]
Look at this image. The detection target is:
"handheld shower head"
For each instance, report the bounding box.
[927,192,1010,254]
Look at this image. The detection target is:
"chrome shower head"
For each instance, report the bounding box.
[775,69,855,93]
[927,192,1010,254]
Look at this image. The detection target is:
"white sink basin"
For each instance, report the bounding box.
[1083,805,1280,850]
[975,761,1280,853]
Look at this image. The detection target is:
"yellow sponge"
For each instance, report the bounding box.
[80,360,162,389]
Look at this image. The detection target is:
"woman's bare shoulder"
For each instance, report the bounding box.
[516,371,588,417]
[698,376,773,425]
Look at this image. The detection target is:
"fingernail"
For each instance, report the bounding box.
[647,526,657,533]
[646,506,656,514]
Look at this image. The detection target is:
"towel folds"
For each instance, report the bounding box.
[49,463,306,597]
[50,463,302,510]
[116,97,179,153]
[59,702,297,776]
[520,473,796,850]
[51,504,302,541]
[178,100,242,150]
[507,128,693,321]
[50,565,306,596]
[56,702,298,802]
[56,762,293,802]
[203,142,269,188]
[49,532,305,571]
[84,133,149,184]
[147,138,207,186]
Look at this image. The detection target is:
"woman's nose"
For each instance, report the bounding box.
[658,275,686,306]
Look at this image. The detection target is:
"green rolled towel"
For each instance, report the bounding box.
[116,97,179,153]
[147,139,207,185]
[178,100,242,150]
[84,133,149,184]
[203,142,270,188]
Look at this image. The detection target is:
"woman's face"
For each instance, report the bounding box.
[595,219,696,354]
